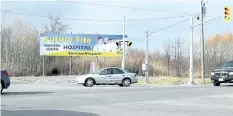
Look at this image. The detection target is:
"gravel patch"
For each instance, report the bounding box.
[10,76,145,84]
[10,76,78,84]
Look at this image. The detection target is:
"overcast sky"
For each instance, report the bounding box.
[2,0,233,54]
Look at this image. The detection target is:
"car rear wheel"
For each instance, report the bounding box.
[1,82,3,93]
[213,81,220,86]
[84,78,95,87]
[122,78,131,87]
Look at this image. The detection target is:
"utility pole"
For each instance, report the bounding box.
[191,16,223,83]
[200,0,206,83]
[42,32,46,76]
[122,16,126,69]
[95,32,99,71]
[43,56,45,76]
[145,29,149,83]
[69,32,73,75]
[189,16,194,84]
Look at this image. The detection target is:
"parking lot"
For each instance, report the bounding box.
[1,83,233,116]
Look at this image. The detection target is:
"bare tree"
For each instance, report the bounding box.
[171,37,184,77]
[1,27,11,69]
[164,39,171,76]
[172,38,179,77]
[42,15,70,75]
[177,37,181,77]
[176,37,181,76]
[2,15,232,78]
[44,15,69,33]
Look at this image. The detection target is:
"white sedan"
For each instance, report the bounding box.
[76,67,138,87]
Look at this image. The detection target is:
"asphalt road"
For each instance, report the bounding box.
[1,83,233,116]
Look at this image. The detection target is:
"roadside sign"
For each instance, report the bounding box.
[142,63,146,71]
[40,33,128,57]
[90,62,96,74]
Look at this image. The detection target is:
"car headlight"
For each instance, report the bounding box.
[229,72,233,75]
[211,72,215,75]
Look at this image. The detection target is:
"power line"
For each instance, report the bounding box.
[2,1,197,15]
[4,10,48,18]
[2,10,190,22]
[3,1,215,18]
[60,1,195,15]
[149,18,189,36]
[192,15,222,28]
[128,18,190,40]
[128,15,189,21]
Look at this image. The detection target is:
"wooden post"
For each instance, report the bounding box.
[69,56,72,75]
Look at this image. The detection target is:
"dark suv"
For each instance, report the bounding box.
[211,60,233,86]
[1,69,10,93]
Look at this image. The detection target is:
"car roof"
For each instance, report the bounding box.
[225,60,233,63]
[100,67,128,71]
[103,67,123,69]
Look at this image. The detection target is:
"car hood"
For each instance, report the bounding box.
[76,74,97,79]
[213,68,233,72]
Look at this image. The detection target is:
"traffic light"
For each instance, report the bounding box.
[116,41,132,46]
[224,6,231,22]
[116,42,121,46]
[127,41,132,46]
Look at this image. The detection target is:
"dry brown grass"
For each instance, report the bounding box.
[137,76,212,85]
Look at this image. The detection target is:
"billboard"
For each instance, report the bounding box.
[40,33,129,57]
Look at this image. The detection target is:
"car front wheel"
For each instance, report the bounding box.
[213,81,220,86]
[84,78,95,87]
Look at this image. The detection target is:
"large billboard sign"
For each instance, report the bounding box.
[40,33,128,57]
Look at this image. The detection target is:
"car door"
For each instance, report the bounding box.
[110,68,125,84]
[97,68,112,84]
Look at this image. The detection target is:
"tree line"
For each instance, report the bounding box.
[1,16,233,77]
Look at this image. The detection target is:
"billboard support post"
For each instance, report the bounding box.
[145,29,149,84]
[43,56,45,76]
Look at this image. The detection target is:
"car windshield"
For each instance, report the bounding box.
[222,62,233,68]
[123,69,131,73]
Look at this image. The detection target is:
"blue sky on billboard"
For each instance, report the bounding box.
[2,0,233,55]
